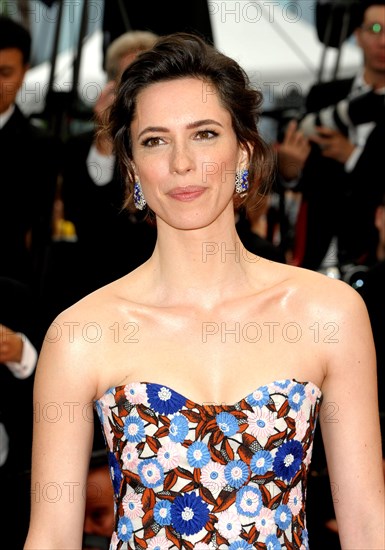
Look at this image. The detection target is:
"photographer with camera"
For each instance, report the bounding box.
[279,1,385,276]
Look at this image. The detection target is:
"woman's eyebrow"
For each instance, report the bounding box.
[137,119,223,140]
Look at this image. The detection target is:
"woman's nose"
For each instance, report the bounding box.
[170,142,195,174]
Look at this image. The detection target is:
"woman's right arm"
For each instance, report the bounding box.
[24,312,97,549]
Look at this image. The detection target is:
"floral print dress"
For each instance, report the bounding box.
[95,379,322,550]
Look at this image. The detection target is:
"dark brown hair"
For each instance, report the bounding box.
[108,32,275,212]
[0,16,31,64]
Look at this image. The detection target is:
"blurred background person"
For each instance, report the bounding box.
[41,31,159,325]
[0,276,43,549]
[83,450,114,550]
[236,198,287,264]
[286,0,385,276]
[0,15,61,289]
[274,118,312,264]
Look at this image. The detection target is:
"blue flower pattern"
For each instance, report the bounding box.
[95,379,322,549]
[153,500,172,526]
[107,452,122,496]
[273,439,304,482]
[170,492,210,536]
[250,449,273,475]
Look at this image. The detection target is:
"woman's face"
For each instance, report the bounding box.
[130,77,247,230]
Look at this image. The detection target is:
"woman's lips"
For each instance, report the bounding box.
[167,186,206,201]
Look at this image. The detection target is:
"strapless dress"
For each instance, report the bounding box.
[95,379,322,549]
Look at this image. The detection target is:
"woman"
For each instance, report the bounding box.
[24,33,384,549]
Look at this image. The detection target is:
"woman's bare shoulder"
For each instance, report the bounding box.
[291,263,363,300]
[262,260,367,318]
[36,276,144,400]
[41,274,141,359]
[56,269,146,321]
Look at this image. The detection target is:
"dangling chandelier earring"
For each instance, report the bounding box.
[133,180,146,210]
[235,168,249,195]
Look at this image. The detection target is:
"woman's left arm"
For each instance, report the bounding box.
[320,282,384,548]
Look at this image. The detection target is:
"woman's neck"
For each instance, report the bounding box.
[144,211,258,308]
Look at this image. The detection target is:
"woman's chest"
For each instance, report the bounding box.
[96,310,327,405]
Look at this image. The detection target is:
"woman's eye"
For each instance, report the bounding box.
[142,137,163,147]
[195,130,218,140]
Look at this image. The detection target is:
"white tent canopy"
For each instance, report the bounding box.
[209,0,362,106]
[19,29,106,116]
[19,0,362,117]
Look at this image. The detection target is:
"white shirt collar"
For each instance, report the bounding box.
[352,71,385,95]
[0,104,15,129]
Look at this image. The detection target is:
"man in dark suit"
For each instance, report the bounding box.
[0,16,61,287]
[293,0,385,273]
[0,276,44,549]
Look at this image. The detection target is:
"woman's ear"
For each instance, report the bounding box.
[130,161,138,179]
[238,142,252,168]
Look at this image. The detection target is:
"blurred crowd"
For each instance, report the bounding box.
[0,1,384,548]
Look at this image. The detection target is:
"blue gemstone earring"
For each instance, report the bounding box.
[235,168,249,195]
[133,181,146,210]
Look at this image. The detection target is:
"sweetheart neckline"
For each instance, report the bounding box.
[95,378,322,409]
